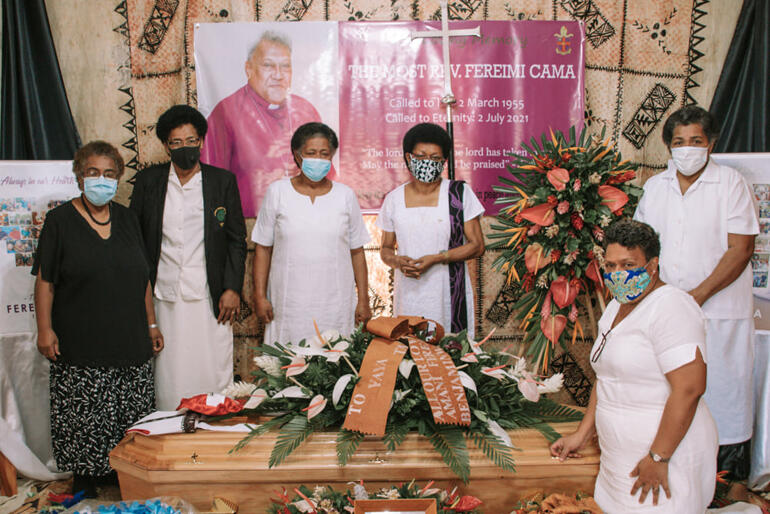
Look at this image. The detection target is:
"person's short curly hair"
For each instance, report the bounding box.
[72,141,125,182]
[662,105,720,147]
[604,219,661,261]
[290,122,339,153]
[155,105,208,143]
[401,123,452,166]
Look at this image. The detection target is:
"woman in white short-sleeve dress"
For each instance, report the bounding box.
[377,123,485,339]
[252,123,371,346]
[551,219,718,513]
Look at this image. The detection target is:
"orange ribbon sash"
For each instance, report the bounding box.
[407,337,471,426]
[342,337,408,436]
[342,317,470,436]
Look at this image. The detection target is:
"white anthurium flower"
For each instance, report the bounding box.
[399,359,415,379]
[220,381,257,398]
[321,329,342,344]
[289,345,326,357]
[517,372,540,402]
[481,365,507,380]
[348,482,369,500]
[460,352,478,363]
[253,355,283,377]
[305,394,328,420]
[243,388,268,409]
[458,371,477,394]
[393,388,411,403]
[332,374,354,406]
[420,488,442,497]
[291,499,315,513]
[537,373,564,394]
[323,341,350,363]
[272,386,310,399]
[487,419,514,448]
[284,357,309,377]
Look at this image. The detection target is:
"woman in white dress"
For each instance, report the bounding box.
[550,219,718,513]
[252,122,371,346]
[377,123,485,338]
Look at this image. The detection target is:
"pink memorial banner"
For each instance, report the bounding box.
[339,21,584,214]
[195,21,584,216]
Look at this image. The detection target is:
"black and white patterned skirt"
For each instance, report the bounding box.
[49,360,155,476]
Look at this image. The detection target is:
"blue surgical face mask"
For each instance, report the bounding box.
[83,176,118,206]
[301,158,332,182]
[602,265,652,304]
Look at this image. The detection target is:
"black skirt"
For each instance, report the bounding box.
[49,360,155,476]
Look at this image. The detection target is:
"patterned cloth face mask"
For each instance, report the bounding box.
[602,265,652,304]
[409,157,444,183]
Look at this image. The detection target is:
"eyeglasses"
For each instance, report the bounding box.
[590,329,613,363]
[83,168,119,180]
[168,137,200,149]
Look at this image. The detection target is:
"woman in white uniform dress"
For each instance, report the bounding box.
[551,220,718,513]
[377,123,485,339]
[253,123,371,346]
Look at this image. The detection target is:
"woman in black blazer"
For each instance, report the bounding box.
[130,105,246,410]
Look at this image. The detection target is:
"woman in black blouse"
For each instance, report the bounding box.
[33,141,163,497]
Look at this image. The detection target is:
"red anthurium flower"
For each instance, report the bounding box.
[550,276,580,309]
[524,243,551,274]
[541,314,568,344]
[597,185,629,213]
[451,496,483,512]
[520,203,556,226]
[547,167,570,191]
[585,258,604,289]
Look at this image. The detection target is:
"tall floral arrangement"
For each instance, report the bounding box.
[488,127,642,371]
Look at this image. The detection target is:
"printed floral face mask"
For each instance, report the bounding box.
[602,265,652,304]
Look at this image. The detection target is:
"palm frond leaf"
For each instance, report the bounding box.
[268,415,314,468]
[470,432,516,472]
[427,426,471,483]
[336,429,365,466]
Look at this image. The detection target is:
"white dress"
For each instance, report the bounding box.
[376,179,484,339]
[592,285,718,513]
[153,170,233,411]
[252,179,370,346]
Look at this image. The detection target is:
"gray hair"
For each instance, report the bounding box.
[247,31,292,61]
[662,105,720,147]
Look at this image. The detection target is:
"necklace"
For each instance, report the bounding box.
[81,195,111,226]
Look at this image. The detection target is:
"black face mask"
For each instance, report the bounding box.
[170,146,201,170]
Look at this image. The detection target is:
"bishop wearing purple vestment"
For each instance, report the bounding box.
[201,31,323,217]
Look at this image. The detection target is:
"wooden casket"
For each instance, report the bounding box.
[110,421,599,512]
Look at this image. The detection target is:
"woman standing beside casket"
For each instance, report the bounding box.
[130,105,247,410]
[252,122,371,345]
[34,141,163,497]
[377,123,485,338]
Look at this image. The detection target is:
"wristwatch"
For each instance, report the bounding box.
[649,450,670,463]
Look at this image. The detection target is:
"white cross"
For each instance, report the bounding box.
[411,0,481,106]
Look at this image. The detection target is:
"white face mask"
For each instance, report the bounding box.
[671,146,709,176]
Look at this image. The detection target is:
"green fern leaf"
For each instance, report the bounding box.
[383,422,410,452]
[229,413,292,454]
[427,426,471,483]
[523,398,584,422]
[471,432,516,472]
[268,415,314,468]
[336,429,365,466]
